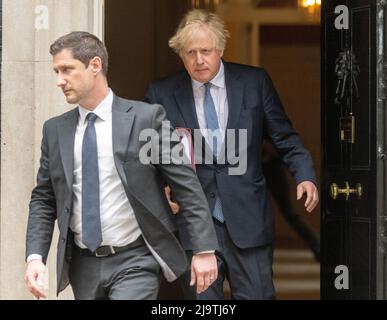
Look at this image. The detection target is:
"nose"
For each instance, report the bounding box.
[56,73,66,87]
[195,52,204,64]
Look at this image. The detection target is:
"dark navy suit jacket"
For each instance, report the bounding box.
[145,61,317,249]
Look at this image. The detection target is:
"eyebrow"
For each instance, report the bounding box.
[53,63,74,71]
[185,47,213,52]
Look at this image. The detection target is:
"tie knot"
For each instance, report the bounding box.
[204,82,212,90]
[86,112,98,123]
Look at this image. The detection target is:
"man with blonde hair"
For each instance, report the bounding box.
[146,9,319,299]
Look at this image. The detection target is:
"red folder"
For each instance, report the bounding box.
[175,127,195,172]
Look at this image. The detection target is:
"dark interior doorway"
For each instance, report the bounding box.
[104,0,191,100]
[104,1,321,299]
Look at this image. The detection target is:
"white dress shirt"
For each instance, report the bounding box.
[192,61,228,145]
[71,89,141,248]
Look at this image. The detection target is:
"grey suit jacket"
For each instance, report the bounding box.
[26,95,218,295]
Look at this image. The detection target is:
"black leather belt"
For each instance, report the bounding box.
[76,236,145,257]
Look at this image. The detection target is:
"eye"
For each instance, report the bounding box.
[201,49,213,56]
[61,66,74,74]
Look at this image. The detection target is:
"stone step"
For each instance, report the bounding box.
[273,249,320,299]
[274,249,316,261]
[274,279,320,292]
[273,263,320,276]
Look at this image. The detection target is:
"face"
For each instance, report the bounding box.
[53,49,100,106]
[180,27,223,83]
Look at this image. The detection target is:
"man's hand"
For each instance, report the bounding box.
[24,260,47,299]
[164,186,180,214]
[190,252,218,294]
[297,181,319,213]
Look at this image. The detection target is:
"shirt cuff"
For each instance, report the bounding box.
[27,254,43,263]
[195,250,215,255]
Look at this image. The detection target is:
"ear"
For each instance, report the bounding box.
[219,50,224,58]
[89,56,103,76]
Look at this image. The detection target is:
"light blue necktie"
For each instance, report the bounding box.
[204,83,225,223]
[82,112,103,252]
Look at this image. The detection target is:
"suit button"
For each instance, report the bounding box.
[210,192,216,198]
[64,207,70,214]
[61,237,66,243]
[216,169,221,174]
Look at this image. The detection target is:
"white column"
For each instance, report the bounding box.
[1,0,104,299]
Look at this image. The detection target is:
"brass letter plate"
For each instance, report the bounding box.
[339,116,355,143]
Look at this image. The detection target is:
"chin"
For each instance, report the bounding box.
[195,76,211,83]
[65,97,78,104]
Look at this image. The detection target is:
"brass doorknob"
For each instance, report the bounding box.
[330,181,363,200]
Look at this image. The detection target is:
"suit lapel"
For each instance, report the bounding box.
[215,63,244,162]
[112,95,135,188]
[224,63,244,131]
[173,73,200,130]
[58,108,78,192]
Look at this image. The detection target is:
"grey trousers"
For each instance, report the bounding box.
[69,236,161,300]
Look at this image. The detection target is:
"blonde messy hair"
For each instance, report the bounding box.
[169,9,230,55]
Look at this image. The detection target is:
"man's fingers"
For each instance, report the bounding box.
[297,185,304,200]
[199,272,217,293]
[203,274,211,291]
[31,286,46,300]
[164,186,171,199]
[168,201,180,215]
[190,265,196,287]
[304,187,313,209]
[307,190,319,212]
[26,274,46,299]
[195,273,205,294]
[165,186,180,214]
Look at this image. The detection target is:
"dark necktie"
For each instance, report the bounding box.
[82,112,102,251]
[204,83,225,223]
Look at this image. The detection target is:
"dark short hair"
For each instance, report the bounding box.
[50,31,108,76]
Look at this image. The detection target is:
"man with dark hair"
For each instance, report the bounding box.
[24,31,218,300]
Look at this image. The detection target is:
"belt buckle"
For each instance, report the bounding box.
[94,246,116,257]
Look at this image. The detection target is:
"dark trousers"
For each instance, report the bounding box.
[182,220,275,300]
[69,236,161,300]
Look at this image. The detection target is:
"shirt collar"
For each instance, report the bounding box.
[78,89,113,123]
[192,61,225,90]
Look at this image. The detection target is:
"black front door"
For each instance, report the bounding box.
[322,0,387,299]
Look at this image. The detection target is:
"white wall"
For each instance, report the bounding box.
[0,0,103,299]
